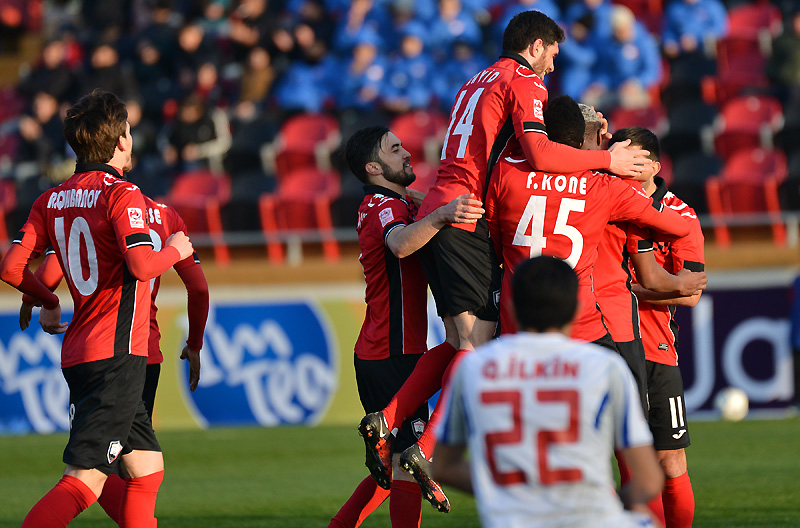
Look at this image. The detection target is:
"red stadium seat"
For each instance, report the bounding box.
[726,1,782,39]
[273,113,340,178]
[612,0,663,34]
[702,36,770,105]
[259,168,341,264]
[712,95,783,159]
[163,170,232,267]
[390,110,448,165]
[610,104,668,136]
[705,148,787,247]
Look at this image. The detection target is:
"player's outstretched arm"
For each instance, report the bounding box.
[176,261,208,393]
[431,443,473,495]
[631,252,707,296]
[0,244,60,311]
[632,282,703,307]
[386,194,483,258]
[619,444,664,514]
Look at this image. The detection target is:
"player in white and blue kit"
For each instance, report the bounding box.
[432,256,664,528]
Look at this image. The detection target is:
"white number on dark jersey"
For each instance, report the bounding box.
[441,88,485,160]
[512,196,585,267]
[54,216,99,296]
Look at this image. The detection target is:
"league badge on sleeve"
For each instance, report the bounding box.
[379,208,395,227]
[128,208,145,229]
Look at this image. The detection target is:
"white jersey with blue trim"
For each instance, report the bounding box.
[437,332,654,528]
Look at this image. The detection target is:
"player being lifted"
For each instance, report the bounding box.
[19,196,209,524]
[359,8,652,500]
[485,95,690,348]
[0,89,194,527]
[612,127,705,528]
[432,256,663,528]
[328,126,483,527]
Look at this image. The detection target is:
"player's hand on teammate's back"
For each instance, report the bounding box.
[442,194,484,224]
[166,231,194,260]
[39,305,68,334]
[676,268,708,296]
[608,139,652,178]
[180,345,201,391]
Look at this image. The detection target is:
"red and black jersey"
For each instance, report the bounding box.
[13,163,155,368]
[417,52,549,231]
[631,178,705,366]
[485,160,689,342]
[355,185,428,360]
[144,197,204,364]
[595,221,652,343]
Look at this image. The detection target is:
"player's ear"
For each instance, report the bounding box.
[366,162,382,176]
[530,38,543,57]
[652,161,661,176]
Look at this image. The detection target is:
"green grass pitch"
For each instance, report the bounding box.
[1,418,798,527]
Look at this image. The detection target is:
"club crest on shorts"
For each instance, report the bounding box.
[107,440,123,464]
[411,418,426,438]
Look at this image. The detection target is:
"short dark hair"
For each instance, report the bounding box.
[609,126,661,162]
[513,256,578,332]
[543,95,585,149]
[502,10,565,53]
[346,125,389,183]
[63,89,128,163]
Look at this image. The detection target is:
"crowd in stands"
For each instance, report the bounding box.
[0,0,799,259]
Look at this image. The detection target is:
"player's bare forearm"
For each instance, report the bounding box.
[632,283,702,307]
[386,195,483,258]
[431,443,473,495]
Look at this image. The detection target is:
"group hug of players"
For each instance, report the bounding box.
[333,9,707,528]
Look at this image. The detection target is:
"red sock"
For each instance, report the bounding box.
[21,475,96,527]
[328,477,389,528]
[383,342,457,430]
[615,449,632,486]
[97,473,126,524]
[648,493,666,526]
[120,470,164,528]
[662,473,694,528]
[416,349,469,456]
[389,479,422,528]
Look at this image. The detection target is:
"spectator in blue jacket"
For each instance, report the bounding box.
[584,5,662,111]
[428,0,483,61]
[556,13,598,101]
[332,0,390,54]
[432,37,490,111]
[383,21,436,113]
[328,30,387,112]
[563,0,612,40]
[662,0,728,59]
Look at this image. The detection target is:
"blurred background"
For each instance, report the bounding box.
[0,0,799,434]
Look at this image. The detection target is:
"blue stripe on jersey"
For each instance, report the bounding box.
[594,391,610,429]
[622,389,631,447]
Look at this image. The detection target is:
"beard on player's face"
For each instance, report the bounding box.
[380,160,416,186]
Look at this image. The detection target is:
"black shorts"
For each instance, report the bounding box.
[62,354,161,475]
[420,217,501,322]
[142,363,161,421]
[646,360,690,451]
[592,332,618,352]
[354,354,429,453]
[614,339,648,419]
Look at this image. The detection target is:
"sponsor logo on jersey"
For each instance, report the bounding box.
[658,343,669,351]
[128,208,144,229]
[379,208,394,227]
[533,99,544,120]
[107,440,123,463]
